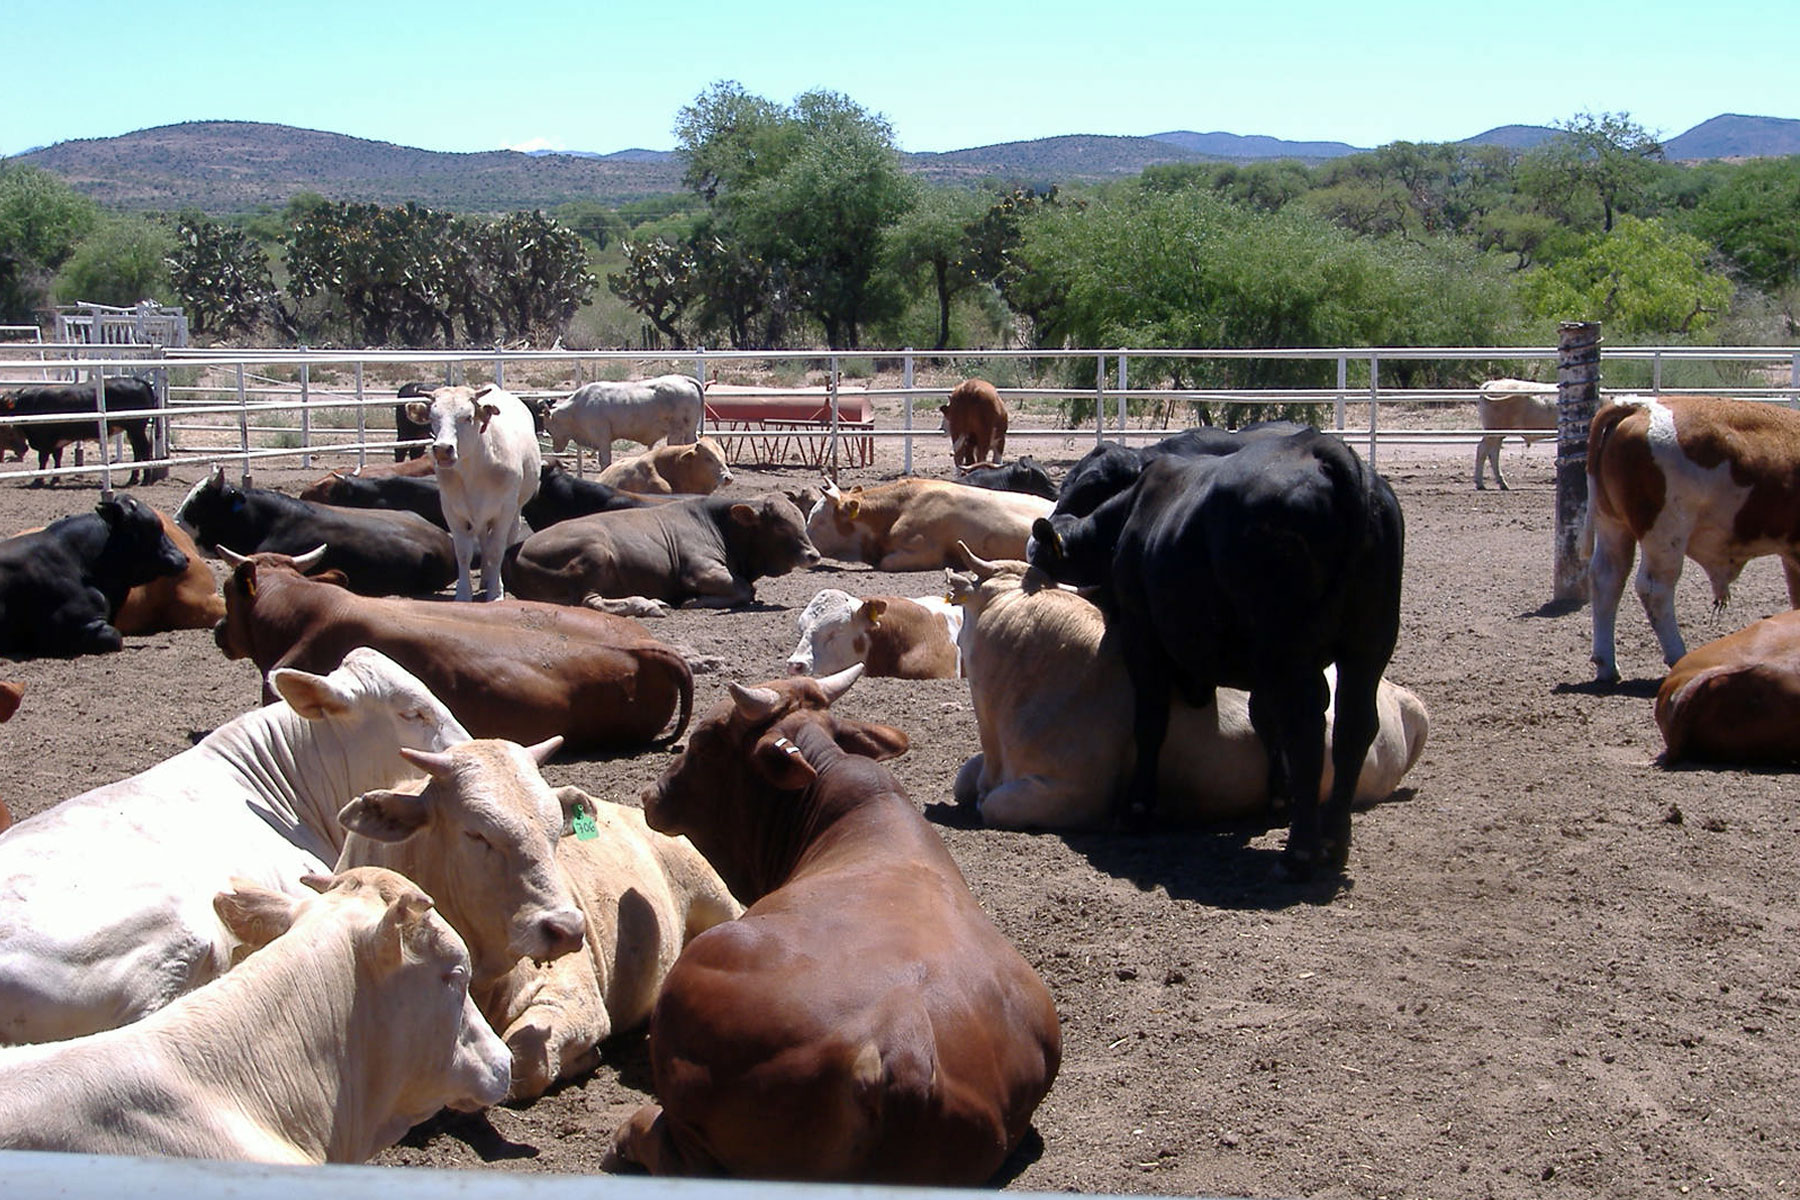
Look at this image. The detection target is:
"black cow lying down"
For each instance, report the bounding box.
[0,377,167,486]
[1028,426,1404,879]
[0,495,190,657]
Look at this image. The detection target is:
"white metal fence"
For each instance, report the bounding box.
[1,343,1796,489]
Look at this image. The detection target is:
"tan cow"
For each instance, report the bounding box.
[948,552,1429,829]
[609,667,1059,1182]
[1473,378,1559,491]
[0,867,511,1163]
[805,478,1052,571]
[940,378,1008,467]
[1588,395,1800,683]
[596,436,732,495]
[1654,609,1800,763]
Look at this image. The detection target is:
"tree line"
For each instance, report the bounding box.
[2,90,1796,381]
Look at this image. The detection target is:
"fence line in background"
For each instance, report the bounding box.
[1,344,1796,488]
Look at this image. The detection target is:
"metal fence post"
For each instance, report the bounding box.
[299,353,313,470]
[1367,355,1380,469]
[1116,351,1128,435]
[236,362,251,486]
[1095,353,1106,447]
[902,349,914,475]
[1335,355,1348,432]
[92,368,115,497]
[1553,321,1603,603]
[354,361,367,468]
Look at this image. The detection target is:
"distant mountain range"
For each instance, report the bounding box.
[12,114,1797,215]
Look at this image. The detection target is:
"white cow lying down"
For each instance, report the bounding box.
[0,867,511,1163]
[0,647,471,1045]
[946,554,1430,830]
[544,375,704,468]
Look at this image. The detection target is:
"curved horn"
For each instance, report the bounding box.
[728,682,785,724]
[952,540,1003,579]
[290,544,328,572]
[398,746,456,780]
[217,544,251,567]
[815,662,864,704]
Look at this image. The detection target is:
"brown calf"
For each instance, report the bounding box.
[214,550,691,750]
[1655,609,1800,763]
[608,667,1061,1184]
[940,378,1008,468]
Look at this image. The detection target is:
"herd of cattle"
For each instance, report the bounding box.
[1,370,1799,1181]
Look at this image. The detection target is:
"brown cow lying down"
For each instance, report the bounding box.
[215,548,692,751]
[13,509,222,637]
[805,477,1052,571]
[607,666,1061,1184]
[504,493,820,618]
[595,436,732,495]
[1655,609,1800,764]
[948,552,1429,829]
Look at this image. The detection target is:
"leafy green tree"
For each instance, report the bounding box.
[53,214,175,309]
[0,165,98,323]
[608,235,699,344]
[1517,111,1663,233]
[882,186,988,349]
[167,214,290,338]
[477,210,596,343]
[1685,157,1800,292]
[1516,215,1734,337]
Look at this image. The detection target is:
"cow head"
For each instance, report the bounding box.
[785,588,861,676]
[639,666,908,902]
[213,545,334,660]
[94,494,190,591]
[337,738,588,985]
[727,494,821,578]
[802,481,880,563]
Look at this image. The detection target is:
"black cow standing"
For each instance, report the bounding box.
[1029,427,1404,879]
[0,377,167,486]
[0,496,189,657]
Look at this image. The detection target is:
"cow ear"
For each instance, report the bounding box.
[214,881,301,953]
[752,731,816,790]
[860,598,886,628]
[232,561,257,600]
[94,497,125,526]
[271,667,354,719]
[339,788,433,843]
[728,502,759,527]
[553,785,590,837]
[832,718,910,762]
[403,400,430,425]
[374,887,436,969]
[477,403,499,431]
[843,499,861,520]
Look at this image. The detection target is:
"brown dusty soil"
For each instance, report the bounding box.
[2,429,1798,1199]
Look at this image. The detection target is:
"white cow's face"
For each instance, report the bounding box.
[787,589,860,675]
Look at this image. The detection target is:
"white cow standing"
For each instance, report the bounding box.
[407,384,541,601]
[1473,378,1559,491]
[544,375,704,468]
[0,867,512,1163]
[0,648,471,1045]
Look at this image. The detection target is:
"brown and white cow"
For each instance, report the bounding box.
[0,867,511,1163]
[1588,394,1800,683]
[215,549,693,750]
[940,378,1008,468]
[805,478,1052,571]
[607,666,1061,1184]
[948,552,1428,830]
[785,587,963,679]
[596,436,732,495]
[1654,609,1800,763]
[1474,377,1558,491]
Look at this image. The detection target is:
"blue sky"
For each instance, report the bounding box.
[6,0,1790,159]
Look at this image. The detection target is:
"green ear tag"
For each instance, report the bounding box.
[572,803,599,841]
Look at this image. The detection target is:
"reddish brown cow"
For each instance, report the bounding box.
[940,378,1008,468]
[113,513,224,636]
[301,457,438,493]
[214,550,691,751]
[1654,609,1800,763]
[1589,395,1800,683]
[607,666,1061,1184]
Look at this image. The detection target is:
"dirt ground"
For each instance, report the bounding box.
[2,427,1797,1199]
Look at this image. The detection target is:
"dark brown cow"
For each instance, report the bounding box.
[940,378,1008,468]
[214,550,691,751]
[1654,609,1800,763]
[1588,395,1800,683]
[607,666,1061,1184]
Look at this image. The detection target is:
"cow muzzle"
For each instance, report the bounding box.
[525,908,586,963]
[432,444,457,468]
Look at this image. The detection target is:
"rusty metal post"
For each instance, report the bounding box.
[1553,321,1603,602]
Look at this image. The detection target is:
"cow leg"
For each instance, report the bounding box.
[582,593,672,619]
[1588,516,1637,684]
[478,523,508,602]
[1320,656,1385,871]
[1117,625,1174,831]
[1634,530,1691,668]
[1474,435,1505,490]
[1782,557,1800,609]
[449,529,477,602]
[992,427,1006,463]
[606,1104,726,1176]
[1252,668,1331,879]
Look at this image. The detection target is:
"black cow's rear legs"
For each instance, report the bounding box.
[1253,668,1332,881]
[1117,629,1173,833]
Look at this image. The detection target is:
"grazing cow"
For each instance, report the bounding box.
[955,455,1056,500]
[113,511,225,636]
[0,647,470,1045]
[1586,394,1800,684]
[806,478,1052,571]
[608,667,1061,1183]
[1029,427,1405,878]
[596,436,732,495]
[298,468,447,529]
[177,466,456,596]
[342,756,740,1099]
[0,377,166,486]
[0,868,511,1162]
[544,375,704,467]
[948,552,1427,829]
[393,380,433,461]
[521,461,658,530]
[1473,378,1559,491]
[0,495,190,658]
[506,493,819,618]
[1654,610,1800,764]
[215,548,693,749]
[404,384,541,601]
[785,587,963,679]
[940,378,1008,468]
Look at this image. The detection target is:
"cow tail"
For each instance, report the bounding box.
[1584,402,1637,547]
[652,646,695,748]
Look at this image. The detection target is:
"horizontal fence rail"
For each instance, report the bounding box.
[0,344,1795,488]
